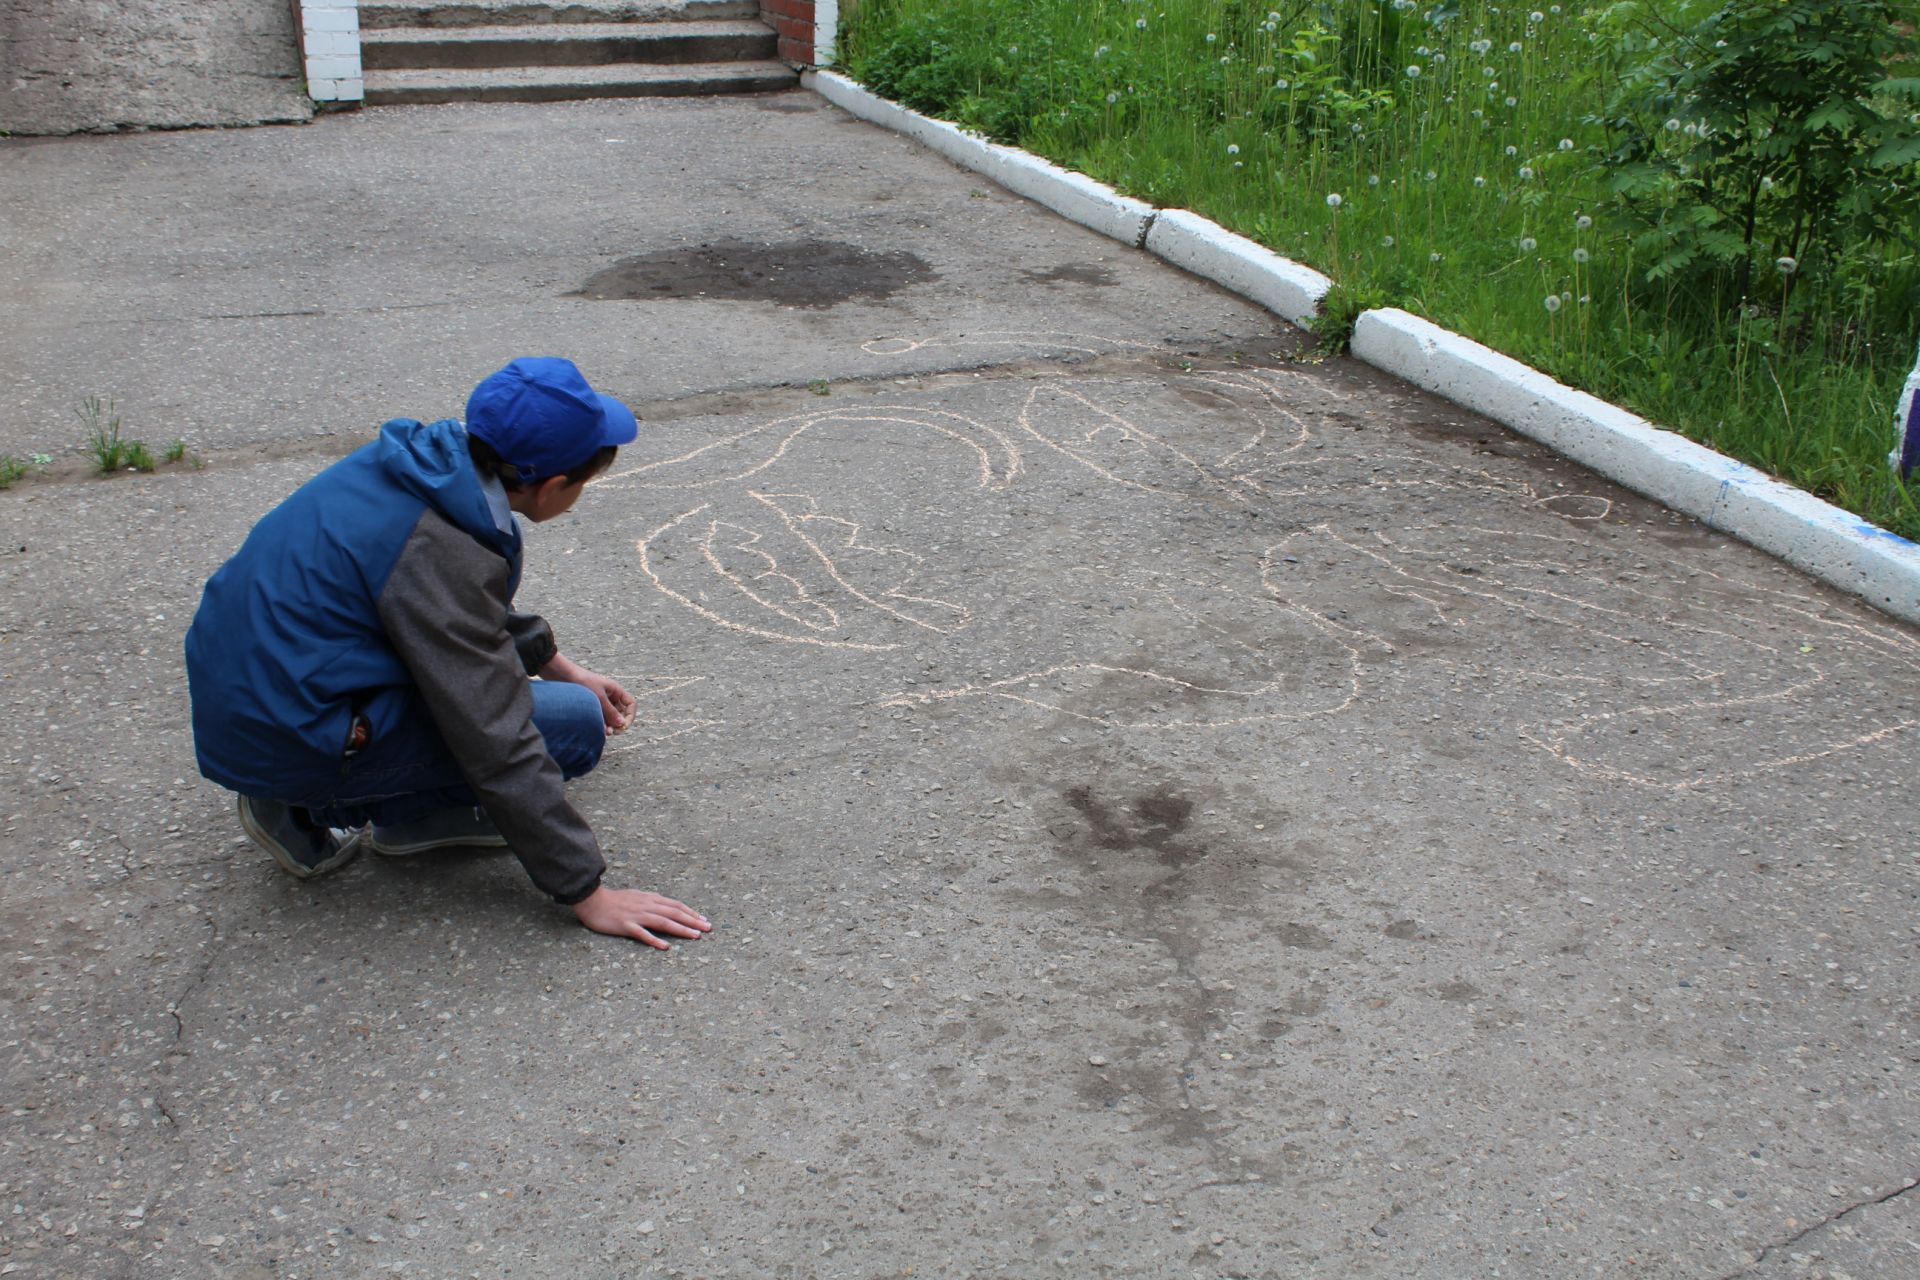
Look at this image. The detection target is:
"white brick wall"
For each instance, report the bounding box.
[815,0,839,65]
[300,1,363,103]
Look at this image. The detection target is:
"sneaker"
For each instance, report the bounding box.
[237,795,364,880]
[370,806,510,857]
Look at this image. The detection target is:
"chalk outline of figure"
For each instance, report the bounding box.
[611,404,1026,651]
[1259,522,1920,791]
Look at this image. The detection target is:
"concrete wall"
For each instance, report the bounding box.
[0,0,311,135]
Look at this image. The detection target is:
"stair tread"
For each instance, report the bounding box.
[363,18,773,44]
[365,59,793,86]
[361,0,761,29]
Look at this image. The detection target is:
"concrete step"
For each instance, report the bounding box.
[362,19,774,70]
[362,59,797,104]
[361,0,761,31]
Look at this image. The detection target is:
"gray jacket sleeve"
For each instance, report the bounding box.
[376,511,605,904]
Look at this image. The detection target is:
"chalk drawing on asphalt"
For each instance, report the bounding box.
[597,341,1918,788]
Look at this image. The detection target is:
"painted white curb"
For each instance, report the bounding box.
[1145,209,1331,327]
[807,71,1153,247]
[1352,308,1920,624]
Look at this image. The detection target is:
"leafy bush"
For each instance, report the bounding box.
[1595,0,1920,307]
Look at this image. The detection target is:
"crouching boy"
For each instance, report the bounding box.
[184,357,710,950]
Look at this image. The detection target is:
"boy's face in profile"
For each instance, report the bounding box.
[513,474,592,524]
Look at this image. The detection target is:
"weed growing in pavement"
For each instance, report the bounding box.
[0,456,26,489]
[165,438,188,464]
[843,0,1920,538]
[77,396,167,476]
[79,396,132,472]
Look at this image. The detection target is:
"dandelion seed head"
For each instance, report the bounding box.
[1383,235,1395,247]
[1665,117,1682,132]
[1206,32,1218,43]
[1417,45,1431,56]
[1578,294,1590,304]
[1426,169,1437,181]
[1519,166,1535,180]
[1776,256,1797,274]
[1573,247,1590,263]
[1559,138,1574,150]
[1368,174,1381,186]
[1519,236,1537,252]
[1106,91,1119,103]
[1432,52,1446,64]
[1505,96,1517,107]
[1095,45,1109,58]
[1136,17,1147,28]
[1431,252,1444,263]
[1406,64,1422,78]
[1474,176,1487,187]
[1509,41,1523,53]
[1326,192,1343,208]
[1760,175,1774,191]
[1227,143,1240,155]
[1275,78,1290,89]
[1575,214,1592,230]
[1530,9,1545,21]
[1505,145,1518,157]
[1544,294,1562,312]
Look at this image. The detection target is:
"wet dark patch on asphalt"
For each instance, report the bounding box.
[570,238,937,309]
[1021,262,1119,288]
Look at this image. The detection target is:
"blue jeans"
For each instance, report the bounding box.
[298,681,606,829]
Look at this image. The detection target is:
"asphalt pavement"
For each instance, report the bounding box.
[2,92,1917,1279]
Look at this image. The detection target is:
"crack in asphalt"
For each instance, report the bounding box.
[1719,1176,1920,1277]
[0,338,1290,490]
[152,904,228,1139]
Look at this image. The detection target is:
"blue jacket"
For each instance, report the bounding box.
[186,418,522,798]
[187,416,608,903]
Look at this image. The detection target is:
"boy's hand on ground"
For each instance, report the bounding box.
[572,885,711,949]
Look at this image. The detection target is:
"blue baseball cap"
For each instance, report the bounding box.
[465,357,638,483]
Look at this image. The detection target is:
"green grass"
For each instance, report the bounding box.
[0,455,26,490]
[842,0,1920,539]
